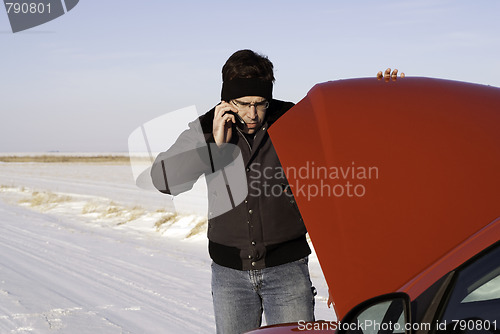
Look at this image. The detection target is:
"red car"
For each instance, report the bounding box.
[248,77,500,333]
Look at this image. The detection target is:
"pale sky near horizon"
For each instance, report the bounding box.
[1,1,500,152]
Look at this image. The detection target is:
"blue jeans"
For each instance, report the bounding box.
[211,257,316,334]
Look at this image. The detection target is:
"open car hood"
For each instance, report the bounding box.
[268,77,500,319]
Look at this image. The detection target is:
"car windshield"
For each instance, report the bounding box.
[440,243,500,327]
[462,273,500,303]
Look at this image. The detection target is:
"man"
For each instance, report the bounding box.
[151,49,315,333]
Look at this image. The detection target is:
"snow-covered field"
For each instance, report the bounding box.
[0,157,336,333]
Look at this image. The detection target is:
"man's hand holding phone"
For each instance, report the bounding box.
[213,101,242,147]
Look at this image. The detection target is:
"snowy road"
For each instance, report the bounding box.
[0,160,335,333]
[0,200,215,333]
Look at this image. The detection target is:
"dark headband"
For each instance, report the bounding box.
[221,78,273,101]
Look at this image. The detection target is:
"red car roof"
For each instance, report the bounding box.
[268,77,500,319]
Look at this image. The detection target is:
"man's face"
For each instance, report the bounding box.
[231,96,268,134]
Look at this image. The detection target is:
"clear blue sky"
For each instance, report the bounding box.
[1,0,499,152]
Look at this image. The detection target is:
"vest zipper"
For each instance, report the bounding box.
[236,128,253,151]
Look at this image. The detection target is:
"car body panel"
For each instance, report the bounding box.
[400,216,500,300]
[247,222,500,333]
[267,77,500,319]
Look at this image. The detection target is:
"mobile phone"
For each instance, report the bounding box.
[224,110,245,128]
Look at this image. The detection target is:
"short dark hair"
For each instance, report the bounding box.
[222,49,275,83]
